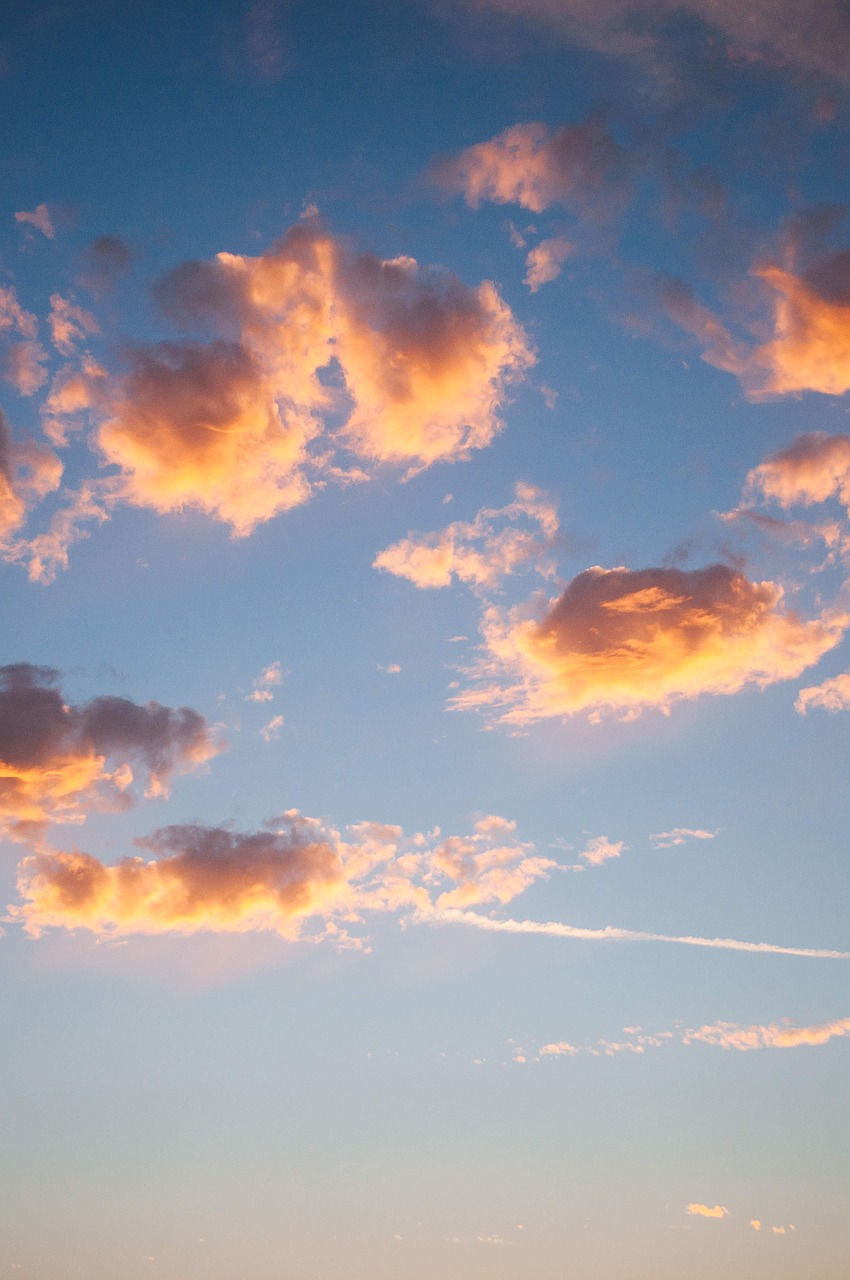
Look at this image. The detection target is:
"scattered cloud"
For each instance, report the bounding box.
[260,713,285,742]
[245,660,283,702]
[77,235,132,297]
[682,1016,850,1051]
[795,672,850,714]
[650,828,718,848]
[435,118,628,216]
[0,409,62,540]
[450,563,847,723]
[374,481,558,591]
[0,283,47,395]
[14,203,54,239]
[524,236,575,291]
[686,1204,729,1220]
[0,663,222,844]
[579,835,625,866]
[47,294,98,356]
[743,433,850,513]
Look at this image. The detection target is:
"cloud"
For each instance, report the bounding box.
[580,836,625,866]
[795,672,850,714]
[450,563,847,723]
[9,812,559,940]
[686,1204,729,1220]
[14,203,54,239]
[682,1016,850,1051]
[96,340,317,535]
[0,409,62,540]
[373,481,558,590]
[435,118,628,215]
[524,237,575,291]
[0,284,47,395]
[746,262,850,398]
[743,432,850,512]
[245,660,283,702]
[3,477,116,584]
[650,828,718,848]
[33,224,531,553]
[48,294,98,356]
[462,0,850,83]
[77,235,132,297]
[0,664,222,843]
[260,713,285,742]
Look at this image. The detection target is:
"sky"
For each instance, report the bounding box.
[1,1,850,1276]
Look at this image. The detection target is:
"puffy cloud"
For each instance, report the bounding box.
[435,119,627,215]
[245,660,283,702]
[4,477,115,584]
[524,236,575,291]
[650,827,718,848]
[463,0,850,83]
[746,263,850,398]
[750,1220,762,1231]
[450,563,847,723]
[686,1204,729,1219]
[579,836,625,866]
[0,409,62,540]
[96,340,317,535]
[260,713,285,742]
[40,225,531,550]
[429,822,557,908]
[48,294,98,356]
[683,1016,850,1051]
[0,664,222,843]
[14,204,54,239]
[795,672,850,714]
[0,284,47,395]
[373,481,558,590]
[743,432,850,512]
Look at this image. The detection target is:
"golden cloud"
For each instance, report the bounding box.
[374,481,558,590]
[0,664,222,843]
[450,563,847,722]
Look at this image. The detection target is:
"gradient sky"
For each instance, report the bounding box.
[2,2,850,1277]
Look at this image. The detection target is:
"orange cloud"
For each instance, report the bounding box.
[33,225,531,553]
[686,1204,729,1219]
[97,340,316,535]
[436,118,627,215]
[0,664,222,843]
[683,1016,850,1051]
[524,236,575,291]
[47,294,98,356]
[373,481,558,590]
[743,432,850,511]
[451,564,847,723]
[0,284,47,395]
[746,264,850,398]
[0,410,62,540]
[9,812,561,940]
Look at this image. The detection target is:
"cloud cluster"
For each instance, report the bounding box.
[435,118,626,215]
[33,223,530,558]
[743,432,850,513]
[0,664,221,843]
[450,563,846,723]
[10,811,557,940]
[373,481,558,591]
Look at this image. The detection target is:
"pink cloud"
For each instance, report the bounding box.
[14,203,54,239]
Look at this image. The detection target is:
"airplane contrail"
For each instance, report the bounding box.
[416,907,850,960]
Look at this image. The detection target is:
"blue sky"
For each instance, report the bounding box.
[2,2,850,1277]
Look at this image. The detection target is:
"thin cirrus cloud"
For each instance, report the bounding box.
[0,663,222,845]
[462,0,850,83]
[650,828,718,848]
[373,481,559,591]
[434,117,628,216]
[449,563,847,724]
[25,222,531,572]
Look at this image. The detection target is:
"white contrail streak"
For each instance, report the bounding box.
[415,908,849,959]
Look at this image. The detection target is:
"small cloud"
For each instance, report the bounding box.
[378,663,401,674]
[580,835,625,866]
[540,384,558,409]
[14,203,54,239]
[650,828,718,848]
[750,1220,762,1231]
[686,1204,729,1220]
[246,660,283,702]
[260,713,285,742]
[796,671,850,714]
[524,236,574,292]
